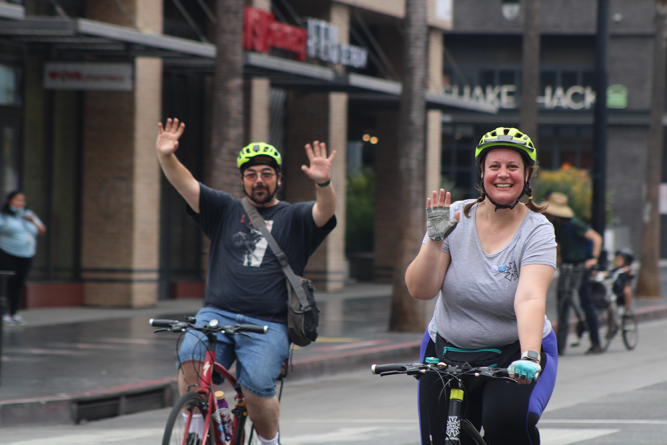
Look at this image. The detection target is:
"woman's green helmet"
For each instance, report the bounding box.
[475,127,536,168]
[237,142,282,172]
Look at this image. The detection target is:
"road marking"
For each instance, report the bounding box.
[282,426,413,444]
[287,418,416,424]
[541,419,667,425]
[540,428,619,445]
[2,429,163,444]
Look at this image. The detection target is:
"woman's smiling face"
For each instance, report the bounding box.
[482,148,528,205]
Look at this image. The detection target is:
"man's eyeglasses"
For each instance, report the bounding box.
[243,171,276,181]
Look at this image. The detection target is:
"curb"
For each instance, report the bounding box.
[0,341,421,427]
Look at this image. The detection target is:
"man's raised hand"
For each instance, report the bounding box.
[301,140,337,184]
[156,118,185,156]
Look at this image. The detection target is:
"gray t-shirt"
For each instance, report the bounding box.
[426,200,557,349]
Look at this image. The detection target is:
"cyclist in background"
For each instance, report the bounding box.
[611,248,635,313]
[543,192,604,355]
[406,127,558,445]
[155,118,337,445]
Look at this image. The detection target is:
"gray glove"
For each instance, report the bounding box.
[426,206,458,242]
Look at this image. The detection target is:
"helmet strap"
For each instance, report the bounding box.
[482,181,530,212]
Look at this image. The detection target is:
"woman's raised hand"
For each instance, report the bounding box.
[425,189,460,242]
[156,118,186,156]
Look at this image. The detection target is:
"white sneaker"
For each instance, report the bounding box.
[2,315,15,324]
[12,314,25,324]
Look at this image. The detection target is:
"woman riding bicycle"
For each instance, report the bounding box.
[405,127,558,445]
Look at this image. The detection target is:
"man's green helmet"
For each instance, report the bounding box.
[237,142,282,172]
[475,127,536,168]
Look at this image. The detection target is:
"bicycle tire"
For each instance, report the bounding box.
[162,392,215,445]
[622,313,638,350]
[599,307,616,352]
[461,419,486,445]
[556,297,571,355]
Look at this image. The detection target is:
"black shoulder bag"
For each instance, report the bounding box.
[241,198,320,346]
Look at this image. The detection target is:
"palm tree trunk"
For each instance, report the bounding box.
[389,0,428,332]
[208,0,245,196]
[637,2,667,299]
[520,0,540,138]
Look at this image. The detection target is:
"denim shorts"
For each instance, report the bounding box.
[177,307,290,398]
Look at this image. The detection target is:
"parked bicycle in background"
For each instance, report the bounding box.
[591,248,638,351]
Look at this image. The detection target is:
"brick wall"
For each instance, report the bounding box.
[81,0,163,307]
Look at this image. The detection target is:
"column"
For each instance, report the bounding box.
[80,0,163,307]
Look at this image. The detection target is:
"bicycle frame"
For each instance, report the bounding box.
[372,362,513,445]
[151,319,266,445]
[187,331,248,445]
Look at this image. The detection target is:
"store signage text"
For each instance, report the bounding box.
[444,84,602,110]
[43,63,133,91]
[306,19,368,69]
[243,7,307,61]
[242,7,368,69]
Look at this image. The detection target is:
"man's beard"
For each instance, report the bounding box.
[250,184,273,205]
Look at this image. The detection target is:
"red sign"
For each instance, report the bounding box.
[243,7,307,61]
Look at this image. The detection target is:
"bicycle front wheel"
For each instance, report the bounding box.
[461,419,486,445]
[622,313,638,350]
[598,307,616,352]
[163,392,215,445]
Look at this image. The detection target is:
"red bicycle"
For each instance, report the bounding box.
[150,317,268,445]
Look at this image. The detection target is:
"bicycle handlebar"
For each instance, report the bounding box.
[149,318,268,335]
[371,362,511,380]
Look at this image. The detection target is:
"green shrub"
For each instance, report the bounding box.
[532,167,613,225]
[346,168,375,253]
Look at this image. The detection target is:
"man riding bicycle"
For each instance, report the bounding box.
[156,118,337,445]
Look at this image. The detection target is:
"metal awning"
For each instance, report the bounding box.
[0,3,24,20]
[0,14,496,114]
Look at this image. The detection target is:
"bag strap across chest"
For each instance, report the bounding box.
[241,198,311,309]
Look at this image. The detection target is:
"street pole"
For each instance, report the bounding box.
[592,0,609,237]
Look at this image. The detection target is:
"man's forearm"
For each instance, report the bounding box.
[158,152,200,212]
[312,183,336,227]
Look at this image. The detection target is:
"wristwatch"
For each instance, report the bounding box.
[521,350,541,363]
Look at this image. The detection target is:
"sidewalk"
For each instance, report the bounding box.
[1,276,667,427]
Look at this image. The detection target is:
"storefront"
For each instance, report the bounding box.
[0,0,496,307]
[442,1,660,258]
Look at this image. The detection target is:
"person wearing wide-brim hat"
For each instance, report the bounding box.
[544,192,604,355]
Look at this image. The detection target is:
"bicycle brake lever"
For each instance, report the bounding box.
[238,332,252,338]
[153,328,169,333]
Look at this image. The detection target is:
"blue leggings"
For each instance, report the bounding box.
[418,330,558,445]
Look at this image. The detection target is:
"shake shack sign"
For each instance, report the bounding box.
[443,84,628,110]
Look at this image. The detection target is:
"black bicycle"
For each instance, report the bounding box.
[591,268,639,351]
[371,360,515,445]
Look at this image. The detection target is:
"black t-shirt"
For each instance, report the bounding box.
[187,183,336,324]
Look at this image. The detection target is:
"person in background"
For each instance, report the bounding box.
[610,248,634,314]
[0,191,47,325]
[544,192,604,355]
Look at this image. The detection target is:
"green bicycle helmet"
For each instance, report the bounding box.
[475,127,536,169]
[237,142,282,172]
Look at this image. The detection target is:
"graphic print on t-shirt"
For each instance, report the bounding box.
[232,220,274,267]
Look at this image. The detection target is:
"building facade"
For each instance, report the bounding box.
[0,0,493,308]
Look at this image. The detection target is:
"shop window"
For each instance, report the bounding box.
[0,63,19,106]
